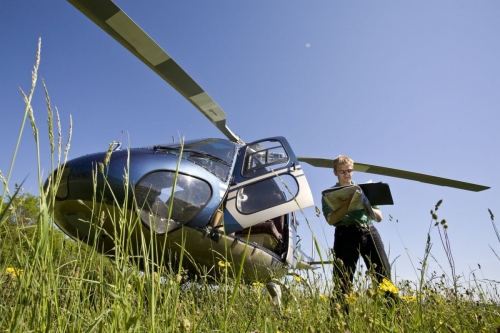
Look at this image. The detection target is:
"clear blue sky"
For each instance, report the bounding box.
[1,1,499,283]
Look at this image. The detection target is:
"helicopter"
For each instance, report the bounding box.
[50,0,490,290]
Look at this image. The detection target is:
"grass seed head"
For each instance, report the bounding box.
[0,170,6,188]
[435,199,443,211]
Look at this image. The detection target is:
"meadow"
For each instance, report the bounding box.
[1,41,499,333]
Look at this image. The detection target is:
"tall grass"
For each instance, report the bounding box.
[1,40,500,332]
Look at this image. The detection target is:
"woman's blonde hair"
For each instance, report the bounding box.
[332,155,354,171]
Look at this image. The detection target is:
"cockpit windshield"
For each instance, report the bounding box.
[154,139,237,181]
[135,171,212,234]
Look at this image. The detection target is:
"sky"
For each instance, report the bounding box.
[1,1,499,286]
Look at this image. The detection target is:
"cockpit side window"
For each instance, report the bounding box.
[242,140,289,177]
[236,175,299,214]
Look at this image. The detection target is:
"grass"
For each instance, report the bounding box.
[1,39,500,333]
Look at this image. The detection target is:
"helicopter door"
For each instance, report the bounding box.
[223,137,314,234]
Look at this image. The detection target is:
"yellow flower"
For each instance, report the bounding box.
[319,294,328,302]
[218,260,231,268]
[293,275,302,282]
[5,267,23,278]
[345,293,357,304]
[379,278,399,294]
[252,281,264,288]
[401,295,417,302]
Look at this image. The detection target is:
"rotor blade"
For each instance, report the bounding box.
[68,0,243,144]
[297,157,490,192]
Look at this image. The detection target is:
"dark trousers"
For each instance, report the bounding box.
[332,224,391,296]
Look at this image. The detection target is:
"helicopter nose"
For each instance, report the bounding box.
[44,165,71,201]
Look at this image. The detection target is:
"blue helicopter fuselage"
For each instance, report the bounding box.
[50,137,315,281]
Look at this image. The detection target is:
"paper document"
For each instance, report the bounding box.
[322,185,376,222]
[322,182,394,206]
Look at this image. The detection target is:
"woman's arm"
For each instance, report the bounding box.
[373,208,383,222]
[326,198,351,225]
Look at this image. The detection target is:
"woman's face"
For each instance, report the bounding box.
[334,163,354,186]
